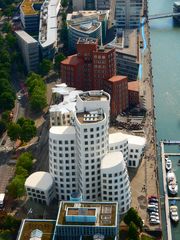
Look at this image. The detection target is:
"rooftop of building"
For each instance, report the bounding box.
[66,10,109,24]
[101,152,124,169]
[109,132,146,146]
[17,220,55,240]
[39,0,60,48]
[108,29,140,61]
[79,91,109,101]
[77,37,98,45]
[15,30,38,44]
[96,45,115,53]
[128,80,139,92]
[57,201,118,226]
[25,171,53,190]
[107,75,127,83]
[174,1,180,6]
[49,126,75,135]
[20,0,43,15]
[61,54,84,65]
[76,109,105,124]
[69,21,101,34]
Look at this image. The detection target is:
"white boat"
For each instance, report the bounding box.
[170,202,179,223]
[165,159,172,171]
[167,171,178,195]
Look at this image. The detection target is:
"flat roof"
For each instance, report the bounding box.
[109,132,146,146]
[25,171,53,190]
[101,152,124,169]
[107,75,127,83]
[79,91,109,101]
[58,201,118,226]
[76,110,105,124]
[49,126,75,135]
[128,81,139,91]
[61,55,84,65]
[67,207,96,216]
[70,21,101,34]
[15,30,38,44]
[18,220,55,240]
[39,0,60,48]
[20,0,43,15]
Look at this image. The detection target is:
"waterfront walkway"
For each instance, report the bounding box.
[160,141,172,240]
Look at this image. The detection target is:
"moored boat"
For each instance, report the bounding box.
[167,171,178,195]
[170,200,179,223]
[165,158,172,171]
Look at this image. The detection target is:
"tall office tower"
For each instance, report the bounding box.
[115,0,142,31]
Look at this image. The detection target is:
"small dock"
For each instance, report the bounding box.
[160,140,180,240]
[160,141,172,240]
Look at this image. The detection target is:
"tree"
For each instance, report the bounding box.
[5,33,17,49]
[39,59,52,76]
[30,89,47,112]
[7,175,25,198]
[54,53,66,71]
[7,123,21,141]
[128,222,140,240]
[16,152,33,172]
[2,111,11,123]
[15,166,28,177]
[124,207,143,231]
[19,120,36,142]
[0,120,7,136]
[0,92,15,111]
[2,22,12,33]
[61,0,68,8]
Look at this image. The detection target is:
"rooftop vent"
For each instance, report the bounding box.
[30,229,43,240]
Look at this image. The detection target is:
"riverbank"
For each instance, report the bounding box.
[129,3,160,230]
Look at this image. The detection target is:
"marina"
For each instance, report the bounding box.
[160,141,180,240]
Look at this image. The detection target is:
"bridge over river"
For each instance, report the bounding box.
[148,12,180,20]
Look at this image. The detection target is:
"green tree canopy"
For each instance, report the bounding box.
[7,123,21,141]
[15,166,28,178]
[128,222,140,240]
[16,152,33,172]
[0,92,15,111]
[0,120,7,136]
[7,175,25,198]
[124,207,143,231]
[39,59,52,76]
[54,53,66,71]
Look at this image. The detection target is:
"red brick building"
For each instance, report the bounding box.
[128,81,139,107]
[104,76,128,117]
[61,38,116,91]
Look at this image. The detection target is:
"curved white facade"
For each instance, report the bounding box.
[25,171,55,205]
[101,152,131,214]
[49,126,77,200]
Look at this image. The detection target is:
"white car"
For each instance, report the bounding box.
[17,95,21,100]
[149,212,159,217]
[150,218,160,225]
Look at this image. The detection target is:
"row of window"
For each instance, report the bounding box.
[49,139,75,145]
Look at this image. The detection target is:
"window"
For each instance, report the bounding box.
[65,141,68,144]
[84,128,87,132]
[71,140,74,144]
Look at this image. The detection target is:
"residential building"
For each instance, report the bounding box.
[15,30,39,72]
[16,201,119,240]
[101,152,131,214]
[25,171,55,205]
[128,80,140,106]
[39,0,60,59]
[61,38,116,91]
[56,201,119,240]
[115,0,142,31]
[104,75,128,117]
[108,29,140,81]
[20,0,43,32]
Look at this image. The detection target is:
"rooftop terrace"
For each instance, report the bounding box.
[79,91,109,102]
[18,220,55,240]
[76,110,105,124]
[21,0,43,15]
[58,202,117,226]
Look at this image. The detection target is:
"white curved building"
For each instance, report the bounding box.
[101,152,131,214]
[49,126,77,200]
[25,171,55,205]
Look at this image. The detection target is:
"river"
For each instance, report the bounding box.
[148,0,180,239]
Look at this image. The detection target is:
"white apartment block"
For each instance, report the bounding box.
[115,0,142,31]
[49,90,145,214]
